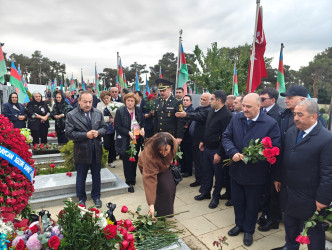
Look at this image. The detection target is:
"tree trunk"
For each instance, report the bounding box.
[313,72,319,98]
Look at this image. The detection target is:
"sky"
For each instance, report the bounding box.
[1,0,331,84]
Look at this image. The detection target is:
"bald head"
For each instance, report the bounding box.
[242,93,261,119]
[110,87,119,99]
[200,93,211,107]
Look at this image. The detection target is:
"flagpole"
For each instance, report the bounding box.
[232,62,236,95]
[175,29,182,89]
[248,0,260,93]
[117,52,119,88]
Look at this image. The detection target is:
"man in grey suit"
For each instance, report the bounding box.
[66,91,107,208]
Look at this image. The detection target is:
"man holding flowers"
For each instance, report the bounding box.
[272,99,332,250]
[222,93,281,247]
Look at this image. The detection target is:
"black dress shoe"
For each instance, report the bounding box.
[208,198,219,209]
[194,193,211,201]
[128,185,135,193]
[181,173,192,178]
[228,226,243,236]
[225,200,233,206]
[258,220,279,232]
[243,232,253,246]
[190,181,201,187]
[78,200,86,207]
[219,193,230,200]
[93,199,102,208]
[257,213,268,226]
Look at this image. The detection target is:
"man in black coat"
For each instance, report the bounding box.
[86,85,100,108]
[193,90,232,209]
[110,87,123,103]
[257,88,285,231]
[222,93,281,247]
[179,95,195,177]
[176,93,211,187]
[65,91,107,208]
[272,100,332,250]
[153,79,185,144]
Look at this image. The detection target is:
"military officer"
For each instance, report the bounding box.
[153,79,185,144]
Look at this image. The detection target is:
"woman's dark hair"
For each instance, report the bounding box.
[151,132,174,155]
[8,92,18,103]
[54,91,66,103]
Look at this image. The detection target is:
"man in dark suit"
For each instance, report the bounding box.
[153,79,185,144]
[176,93,211,187]
[194,90,232,209]
[257,87,285,231]
[110,87,123,103]
[180,95,195,177]
[272,99,332,250]
[66,91,107,208]
[222,93,281,247]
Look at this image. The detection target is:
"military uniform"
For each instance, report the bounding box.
[154,95,185,138]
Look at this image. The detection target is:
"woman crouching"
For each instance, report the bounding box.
[138,132,178,218]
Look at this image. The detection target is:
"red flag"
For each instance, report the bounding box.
[247,7,267,93]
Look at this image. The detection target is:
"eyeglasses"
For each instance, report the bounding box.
[261,97,271,102]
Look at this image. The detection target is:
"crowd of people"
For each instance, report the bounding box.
[2,81,331,249]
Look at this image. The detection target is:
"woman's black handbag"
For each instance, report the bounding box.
[171,163,182,185]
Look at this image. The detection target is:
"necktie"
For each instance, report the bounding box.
[247,119,253,126]
[161,99,165,107]
[85,112,92,129]
[296,130,306,143]
[263,108,267,113]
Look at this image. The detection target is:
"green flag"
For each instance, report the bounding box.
[10,61,29,103]
[276,44,286,94]
[0,44,7,83]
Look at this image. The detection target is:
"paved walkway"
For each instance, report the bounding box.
[42,159,329,250]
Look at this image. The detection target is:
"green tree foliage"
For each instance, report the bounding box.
[298,47,332,103]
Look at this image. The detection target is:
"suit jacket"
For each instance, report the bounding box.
[279,123,332,219]
[3,102,27,128]
[222,112,281,185]
[112,96,123,103]
[185,105,211,144]
[65,107,107,164]
[153,95,185,138]
[265,103,284,123]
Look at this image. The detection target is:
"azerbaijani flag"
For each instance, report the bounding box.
[177,43,189,95]
[146,75,150,94]
[276,43,286,95]
[135,73,139,91]
[118,59,127,88]
[52,78,57,93]
[60,80,64,91]
[233,68,239,96]
[69,74,75,93]
[95,63,100,97]
[0,43,7,84]
[9,61,29,103]
[159,66,163,79]
[124,73,127,85]
[103,78,107,91]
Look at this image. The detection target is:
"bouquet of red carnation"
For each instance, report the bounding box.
[224,137,279,166]
[126,139,137,162]
[144,92,155,112]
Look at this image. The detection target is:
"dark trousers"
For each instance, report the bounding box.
[145,128,154,139]
[260,173,282,222]
[31,126,48,145]
[75,146,101,202]
[192,142,203,182]
[284,213,325,250]
[103,133,116,163]
[201,147,223,198]
[221,165,231,198]
[232,178,264,234]
[121,140,141,185]
[57,131,68,144]
[180,135,193,175]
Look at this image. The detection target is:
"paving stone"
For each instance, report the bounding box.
[204,207,235,229]
[182,235,209,250]
[181,216,218,236]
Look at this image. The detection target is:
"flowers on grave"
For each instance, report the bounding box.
[20,128,33,144]
[47,132,57,138]
[66,172,72,177]
[223,137,279,166]
[0,114,35,215]
[32,143,60,151]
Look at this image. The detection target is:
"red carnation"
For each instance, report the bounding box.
[296,235,310,245]
[30,224,39,234]
[16,239,25,250]
[261,137,272,148]
[40,143,44,149]
[271,146,280,156]
[263,149,274,158]
[267,157,277,165]
[145,91,149,96]
[128,225,135,232]
[50,163,55,168]
[66,172,72,177]
[124,219,133,228]
[129,157,136,162]
[121,206,128,213]
[48,235,60,249]
[125,233,134,241]
[121,240,129,249]
[89,208,100,215]
[1,160,9,167]
[104,224,118,239]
